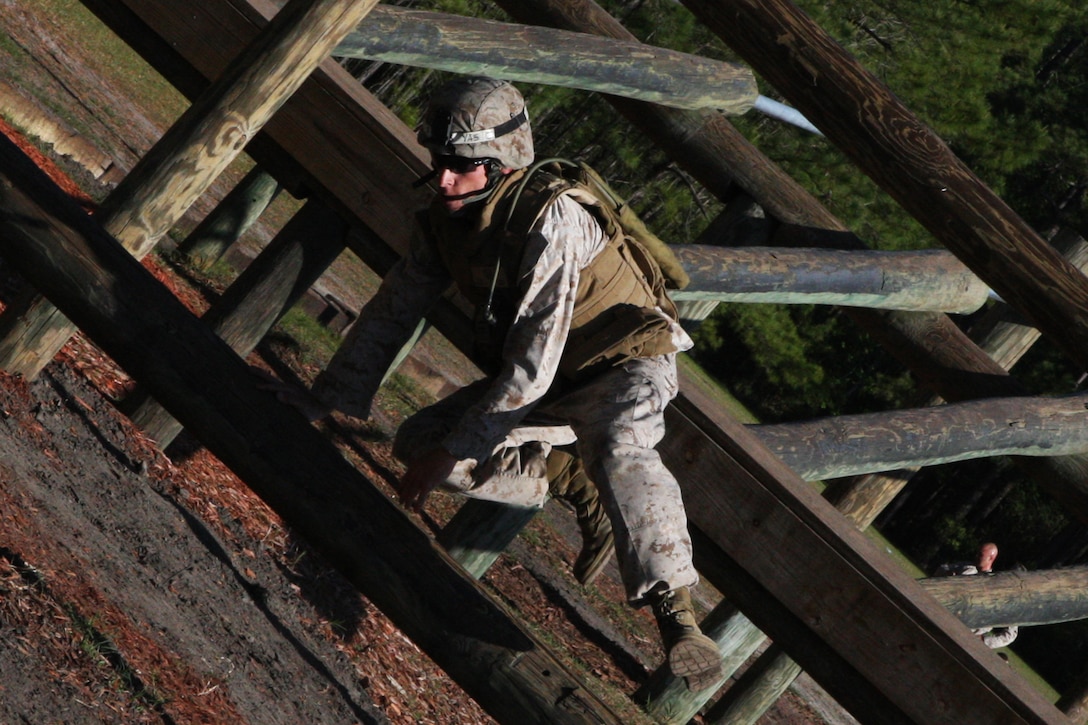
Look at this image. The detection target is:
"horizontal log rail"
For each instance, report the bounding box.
[335,6,757,113]
[672,246,989,313]
[754,391,1088,481]
[921,566,1088,629]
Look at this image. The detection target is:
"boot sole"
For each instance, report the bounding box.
[668,634,722,692]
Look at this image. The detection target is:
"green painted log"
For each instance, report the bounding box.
[752,391,1088,482]
[921,566,1088,629]
[703,643,802,725]
[124,199,349,446]
[335,6,757,113]
[176,165,283,270]
[671,246,989,313]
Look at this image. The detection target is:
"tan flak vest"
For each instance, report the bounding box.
[424,167,681,381]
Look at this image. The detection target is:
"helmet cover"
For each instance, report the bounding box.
[418,77,534,169]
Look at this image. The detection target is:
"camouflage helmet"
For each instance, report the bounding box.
[417,77,534,170]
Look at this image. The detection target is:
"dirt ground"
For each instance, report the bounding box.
[0,2,853,723]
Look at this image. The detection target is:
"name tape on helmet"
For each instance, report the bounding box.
[447,108,528,146]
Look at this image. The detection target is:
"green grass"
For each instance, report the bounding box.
[28,0,187,129]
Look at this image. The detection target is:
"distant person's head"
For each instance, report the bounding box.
[417,77,533,212]
[977,542,998,572]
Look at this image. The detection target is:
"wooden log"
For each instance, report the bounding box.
[682,0,1088,374]
[335,6,758,113]
[752,391,1088,482]
[0,0,382,380]
[124,199,349,446]
[825,230,1088,528]
[671,246,989,313]
[703,643,803,725]
[920,567,1088,629]
[731,234,1088,725]
[437,500,541,579]
[664,392,1064,724]
[632,600,766,722]
[175,165,284,270]
[0,132,628,725]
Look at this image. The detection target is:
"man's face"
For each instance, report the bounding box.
[432,154,491,213]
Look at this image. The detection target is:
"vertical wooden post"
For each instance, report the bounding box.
[176,165,283,270]
[0,0,379,379]
[124,199,348,446]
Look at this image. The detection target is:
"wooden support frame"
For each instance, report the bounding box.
[0,133,629,725]
[59,0,1070,722]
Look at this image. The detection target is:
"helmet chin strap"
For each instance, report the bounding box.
[415,163,506,208]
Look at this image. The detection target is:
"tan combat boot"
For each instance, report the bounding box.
[546,451,614,585]
[648,585,722,692]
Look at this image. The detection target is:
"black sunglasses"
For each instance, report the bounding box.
[431,154,493,174]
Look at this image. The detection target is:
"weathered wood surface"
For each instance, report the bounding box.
[0,133,630,725]
[684,0,1088,374]
[633,600,766,723]
[921,566,1088,629]
[68,1,1071,721]
[335,6,757,113]
[671,245,989,313]
[665,387,1064,724]
[0,0,381,380]
[78,0,433,263]
[754,391,1088,482]
[703,642,803,725]
[494,1,1064,719]
[176,165,283,270]
[825,230,1088,528]
[125,199,349,446]
[438,499,539,579]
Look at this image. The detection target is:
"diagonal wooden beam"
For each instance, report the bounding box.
[0,131,630,725]
[683,0,1088,373]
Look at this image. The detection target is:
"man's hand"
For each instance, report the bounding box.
[250,366,332,422]
[398,447,457,512]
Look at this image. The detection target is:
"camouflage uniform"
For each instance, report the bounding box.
[312,193,698,603]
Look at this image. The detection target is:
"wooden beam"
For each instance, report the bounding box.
[665,390,1064,724]
[682,0,1088,374]
[0,132,629,725]
[176,165,283,270]
[921,566,1088,629]
[336,6,757,113]
[123,199,349,447]
[753,391,1088,483]
[672,246,989,313]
